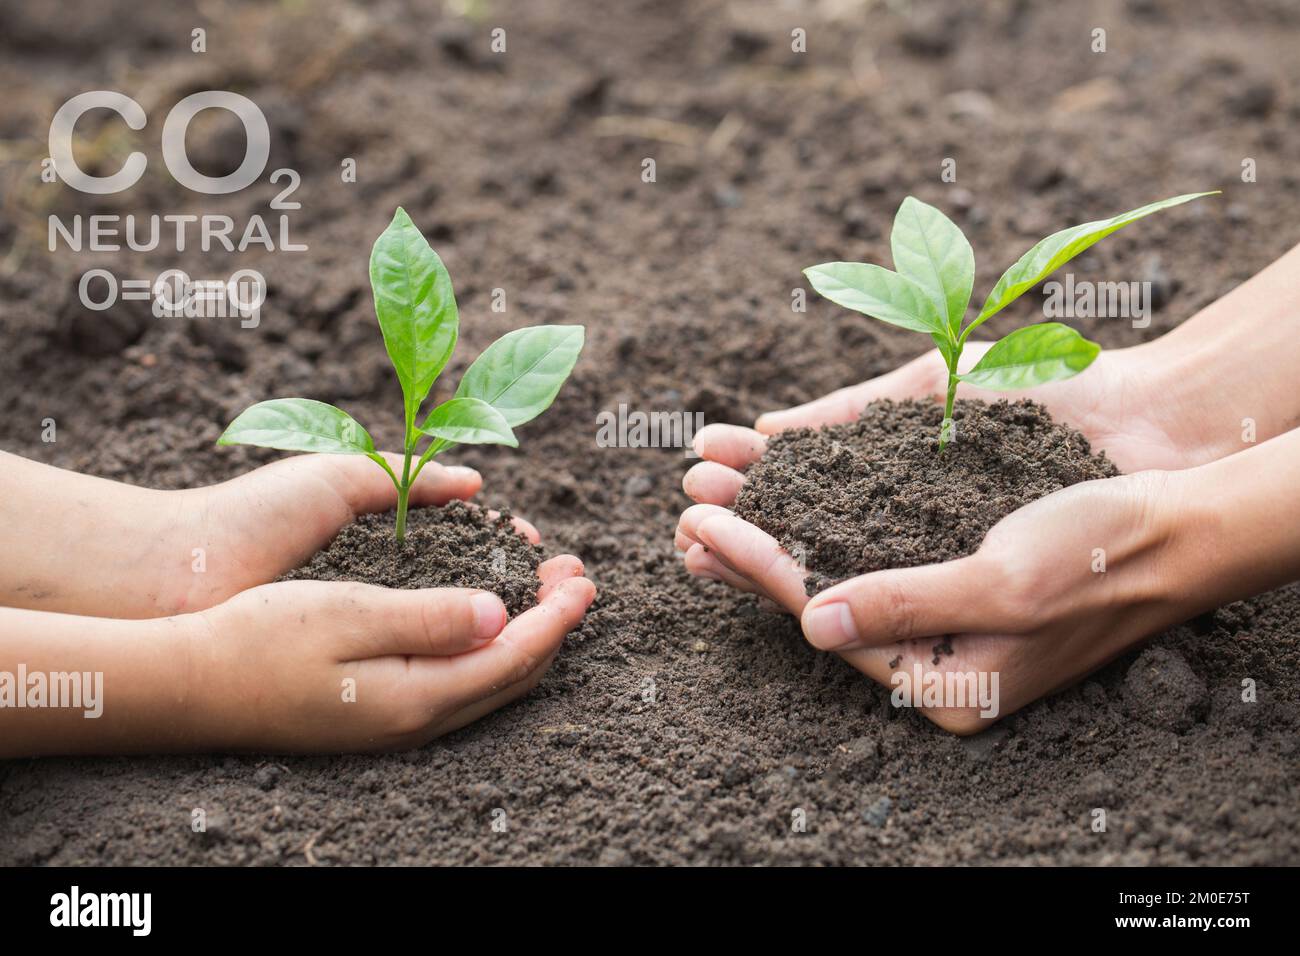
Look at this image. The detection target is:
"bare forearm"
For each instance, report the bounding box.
[0,607,202,757]
[1169,426,1300,609]
[0,451,197,618]
[1139,242,1300,464]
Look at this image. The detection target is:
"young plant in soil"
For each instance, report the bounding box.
[804,191,1217,448]
[219,207,585,542]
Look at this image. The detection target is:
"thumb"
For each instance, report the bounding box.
[800,553,1024,651]
[754,353,943,434]
[336,585,508,659]
[315,453,482,515]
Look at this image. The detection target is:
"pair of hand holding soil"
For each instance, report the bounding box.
[679,241,1300,732]
[0,451,595,754]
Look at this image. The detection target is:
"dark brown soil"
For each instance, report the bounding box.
[735,398,1118,593]
[278,503,542,617]
[2,0,1299,865]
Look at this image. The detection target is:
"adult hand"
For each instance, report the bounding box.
[683,341,1206,515]
[679,470,1190,732]
[680,425,1300,731]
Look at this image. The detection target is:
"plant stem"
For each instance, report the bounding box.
[939,373,958,450]
[395,417,415,543]
[938,338,960,451]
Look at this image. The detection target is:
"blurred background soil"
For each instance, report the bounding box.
[0,0,1296,864]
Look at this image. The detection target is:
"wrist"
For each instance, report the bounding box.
[171,606,238,751]
[145,487,220,616]
[94,483,207,619]
[1167,431,1300,609]
[1111,336,1240,468]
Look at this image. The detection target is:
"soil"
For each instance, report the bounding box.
[278,504,542,617]
[2,0,1299,865]
[734,398,1118,593]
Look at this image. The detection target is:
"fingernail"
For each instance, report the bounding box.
[470,592,506,642]
[804,601,859,650]
[444,465,481,480]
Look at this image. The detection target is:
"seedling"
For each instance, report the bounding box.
[219,207,584,541]
[805,191,1217,448]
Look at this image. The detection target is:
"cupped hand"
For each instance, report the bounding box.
[184,554,596,751]
[677,470,1191,733]
[164,453,539,614]
[683,342,1202,513]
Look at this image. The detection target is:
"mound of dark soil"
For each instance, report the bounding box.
[278,502,541,616]
[734,399,1118,593]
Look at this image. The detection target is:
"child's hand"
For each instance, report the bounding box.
[1,450,528,620]
[167,453,528,614]
[183,555,594,752]
[0,555,595,756]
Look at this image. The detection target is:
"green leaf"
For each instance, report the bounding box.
[217,398,375,454]
[957,323,1100,391]
[418,397,518,448]
[891,196,974,336]
[369,207,459,425]
[967,191,1218,336]
[450,325,585,428]
[803,262,946,335]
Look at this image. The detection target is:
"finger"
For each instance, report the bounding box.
[489,510,541,545]
[684,543,766,595]
[800,554,1023,652]
[539,554,584,585]
[537,554,585,600]
[694,514,810,615]
[336,584,508,659]
[680,504,798,603]
[754,352,943,434]
[676,502,734,549]
[691,423,767,470]
[682,460,747,506]
[465,502,541,545]
[439,577,595,707]
[511,517,541,544]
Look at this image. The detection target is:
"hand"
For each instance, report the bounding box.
[166,453,539,615]
[183,554,595,752]
[684,341,1205,517]
[0,450,526,620]
[677,471,1187,733]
